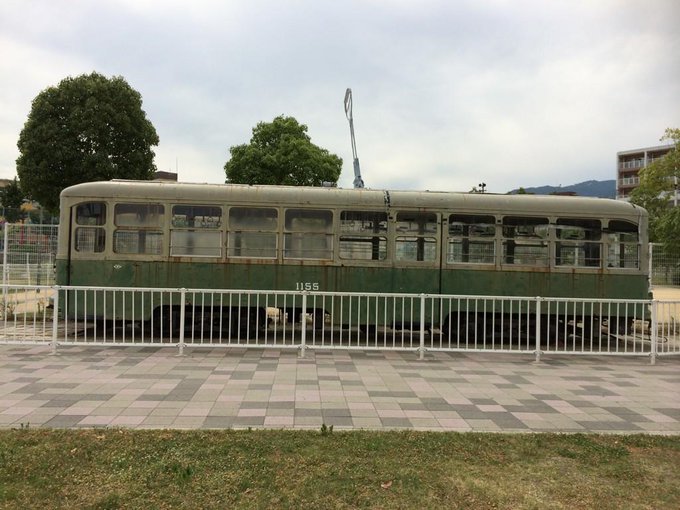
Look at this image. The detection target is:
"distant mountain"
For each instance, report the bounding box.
[507,180,616,198]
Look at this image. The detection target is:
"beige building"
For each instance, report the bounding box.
[616,144,674,202]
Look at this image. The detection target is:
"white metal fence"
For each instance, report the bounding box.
[1,284,678,363]
[1,224,58,286]
[650,243,680,286]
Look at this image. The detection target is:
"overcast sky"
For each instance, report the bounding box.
[1,0,678,193]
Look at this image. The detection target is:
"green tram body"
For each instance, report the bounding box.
[56,180,650,332]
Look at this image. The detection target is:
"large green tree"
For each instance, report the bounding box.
[629,128,680,254]
[16,72,159,212]
[224,115,342,186]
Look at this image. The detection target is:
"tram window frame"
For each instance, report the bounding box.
[76,202,106,226]
[75,228,105,253]
[227,207,279,259]
[170,204,222,258]
[113,230,164,255]
[501,216,549,267]
[555,218,602,268]
[113,203,164,255]
[171,205,222,228]
[284,209,333,260]
[74,202,106,253]
[606,220,640,269]
[447,214,496,265]
[339,210,387,261]
[395,212,438,263]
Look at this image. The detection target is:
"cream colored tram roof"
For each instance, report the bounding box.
[61,180,646,221]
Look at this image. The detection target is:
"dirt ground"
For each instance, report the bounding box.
[652,285,680,301]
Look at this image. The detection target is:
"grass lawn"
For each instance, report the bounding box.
[0,429,678,509]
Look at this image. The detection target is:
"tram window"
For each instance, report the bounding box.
[228,207,278,258]
[172,205,221,228]
[76,202,106,225]
[75,202,106,253]
[284,209,333,260]
[502,216,549,266]
[339,236,387,260]
[113,231,163,254]
[340,211,387,233]
[447,214,495,264]
[113,203,164,255]
[170,204,222,257]
[396,212,437,235]
[114,204,164,227]
[607,220,640,269]
[555,218,601,268]
[75,228,105,253]
[395,212,437,262]
[230,207,278,230]
[171,231,222,257]
[396,237,437,262]
[339,211,387,260]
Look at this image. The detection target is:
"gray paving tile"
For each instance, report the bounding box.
[0,346,677,434]
[380,417,413,428]
[43,415,87,428]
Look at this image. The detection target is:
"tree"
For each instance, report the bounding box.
[0,178,25,222]
[16,72,159,212]
[224,116,342,186]
[629,128,680,253]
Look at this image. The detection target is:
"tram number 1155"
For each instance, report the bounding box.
[295,282,320,291]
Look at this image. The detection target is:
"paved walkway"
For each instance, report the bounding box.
[0,345,678,434]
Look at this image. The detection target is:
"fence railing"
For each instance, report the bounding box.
[650,243,680,287]
[1,284,678,363]
[1,223,59,286]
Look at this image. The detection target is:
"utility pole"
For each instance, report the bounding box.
[344,88,365,189]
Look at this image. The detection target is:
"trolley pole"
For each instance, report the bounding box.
[344,88,365,189]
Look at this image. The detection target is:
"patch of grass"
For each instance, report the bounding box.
[0,430,678,509]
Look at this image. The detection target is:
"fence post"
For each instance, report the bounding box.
[2,225,7,307]
[534,297,542,363]
[50,285,59,355]
[177,288,186,356]
[648,243,653,289]
[650,299,658,365]
[300,292,307,358]
[418,294,426,360]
